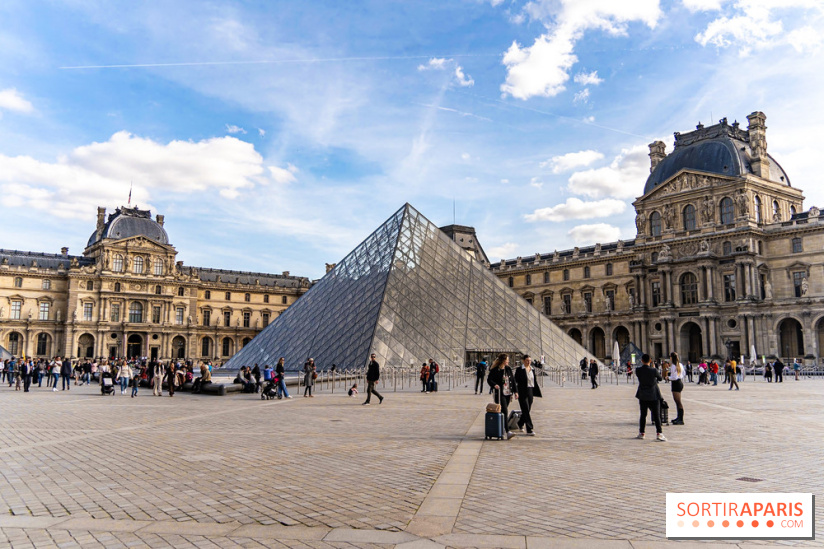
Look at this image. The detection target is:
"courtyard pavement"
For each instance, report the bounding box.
[0,373,822,548]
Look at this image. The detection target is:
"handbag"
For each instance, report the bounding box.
[312,372,318,380]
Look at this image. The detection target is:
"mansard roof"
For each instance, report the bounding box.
[0,249,94,270]
[87,206,169,247]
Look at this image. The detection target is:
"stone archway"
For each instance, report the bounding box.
[172,335,186,359]
[78,333,95,358]
[6,331,23,356]
[590,327,606,359]
[126,334,142,359]
[778,318,804,361]
[679,322,703,363]
[568,328,583,346]
[613,326,631,351]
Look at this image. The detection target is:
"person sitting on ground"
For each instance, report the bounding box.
[348,383,358,397]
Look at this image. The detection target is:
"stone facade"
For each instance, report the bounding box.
[0,206,309,362]
[492,113,824,365]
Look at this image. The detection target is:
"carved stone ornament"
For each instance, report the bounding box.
[810,206,820,218]
[658,244,672,261]
[699,239,710,253]
[131,283,142,291]
[663,204,674,229]
[635,212,647,233]
[701,196,714,223]
[736,191,750,217]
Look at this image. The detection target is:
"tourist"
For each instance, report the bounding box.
[252,363,261,393]
[793,358,801,381]
[275,358,291,399]
[474,359,487,394]
[635,353,666,441]
[131,370,140,398]
[153,361,165,396]
[419,362,429,393]
[734,358,743,382]
[589,359,599,389]
[60,357,72,391]
[362,353,383,405]
[710,361,719,385]
[21,360,30,392]
[166,362,176,397]
[580,356,588,380]
[428,359,439,392]
[669,352,685,425]
[263,364,273,386]
[117,362,132,395]
[626,362,633,383]
[727,361,739,391]
[696,361,706,385]
[348,383,358,397]
[685,361,693,383]
[50,359,60,391]
[514,354,541,436]
[487,353,515,438]
[764,361,773,382]
[773,358,784,383]
[303,358,316,397]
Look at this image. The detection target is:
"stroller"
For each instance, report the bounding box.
[261,376,280,400]
[100,372,115,396]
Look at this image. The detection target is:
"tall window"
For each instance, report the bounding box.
[543,296,551,315]
[202,337,211,357]
[563,269,570,281]
[583,266,590,279]
[152,306,161,324]
[792,237,803,253]
[8,332,20,355]
[720,197,734,225]
[114,282,121,292]
[583,292,592,313]
[760,274,767,300]
[175,307,184,325]
[128,302,143,323]
[112,254,123,272]
[790,205,797,216]
[723,274,736,302]
[204,290,211,299]
[508,277,514,288]
[222,337,232,357]
[651,281,661,307]
[154,258,163,275]
[682,204,696,231]
[262,312,270,328]
[525,274,532,285]
[86,281,94,291]
[543,272,549,284]
[110,303,121,322]
[723,241,732,256]
[39,302,50,320]
[754,195,762,223]
[36,333,49,356]
[562,294,571,314]
[243,312,251,328]
[282,296,288,305]
[264,294,270,303]
[133,256,144,274]
[178,287,185,296]
[772,200,780,220]
[202,309,211,326]
[793,272,805,297]
[83,302,93,321]
[606,290,615,311]
[42,279,51,290]
[223,311,231,326]
[650,211,662,236]
[606,263,613,276]
[155,285,162,295]
[13,277,22,288]
[680,272,698,305]
[225,292,231,300]
[244,293,251,302]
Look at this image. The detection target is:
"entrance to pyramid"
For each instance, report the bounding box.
[465,350,520,369]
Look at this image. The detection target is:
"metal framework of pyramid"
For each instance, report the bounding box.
[225,204,597,372]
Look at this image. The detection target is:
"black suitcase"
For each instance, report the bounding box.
[485,412,505,440]
[659,398,669,425]
[507,410,522,432]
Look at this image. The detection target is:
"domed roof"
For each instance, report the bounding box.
[87,207,169,247]
[644,119,790,195]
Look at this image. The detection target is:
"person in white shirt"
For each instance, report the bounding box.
[668,352,685,425]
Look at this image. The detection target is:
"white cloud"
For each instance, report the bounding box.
[257,128,266,137]
[268,163,299,184]
[454,65,475,87]
[500,178,510,184]
[573,70,603,85]
[682,0,723,11]
[418,57,448,71]
[488,242,519,259]
[500,0,661,99]
[542,149,604,173]
[0,131,268,218]
[573,88,590,103]
[566,144,649,199]
[694,1,824,55]
[461,152,471,161]
[567,223,621,243]
[524,197,626,222]
[583,115,595,123]
[419,57,475,88]
[0,88,34,113]
[225,124,247,134]
[530,176,544,189]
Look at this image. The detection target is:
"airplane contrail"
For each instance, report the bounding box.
[59,53,498,70]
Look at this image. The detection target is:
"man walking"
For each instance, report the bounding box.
[166,362,176,397]
[474,359,487,395]
[514,355,542,436]
[363,353,383,405]
[589,359,599,389]
[635,354,666,441]
[773,358,784,383]
[60,357,72,391]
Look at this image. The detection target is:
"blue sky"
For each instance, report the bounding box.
[1,0,822,278]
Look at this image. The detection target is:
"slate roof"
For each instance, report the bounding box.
[188,267,307,288]
[0,249,94,270]
[87,207,169,247]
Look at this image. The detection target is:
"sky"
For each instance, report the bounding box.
[1,0,823,279]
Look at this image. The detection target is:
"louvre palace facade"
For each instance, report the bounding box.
[492,112,824,365]
[0,206,309,361]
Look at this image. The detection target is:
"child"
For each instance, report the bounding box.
[348,383,358,397]
[131,373,140,398]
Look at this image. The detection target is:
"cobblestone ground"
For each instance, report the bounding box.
[0,374,821,548]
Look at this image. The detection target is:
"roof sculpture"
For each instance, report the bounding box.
[225,204,597,372]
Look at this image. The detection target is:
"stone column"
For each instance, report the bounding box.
[747,315,756,356]
[668,320,676,356]
[706,266,715,301]
[708,317,718,357]
[700,316,710,359]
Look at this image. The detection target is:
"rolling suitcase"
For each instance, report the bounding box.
[507,410,522,432]
[485,412,505,440]
[659,398,669,425]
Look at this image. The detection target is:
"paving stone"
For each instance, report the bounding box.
[322,527,418,544]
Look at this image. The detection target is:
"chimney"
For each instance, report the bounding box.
[282,271,290,277]
[325,263,336,273]
[61,247,68,256]
[747,111,769,178]
[648,141,666,173]
[156,214,164,226]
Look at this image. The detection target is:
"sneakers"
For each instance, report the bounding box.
[506,431,514,438]
[286,396,293,399]
[636,433,645,439]
[362,402,370,406]
[53,388,58,392]
[657,433,667,442]
[526,431,536,436]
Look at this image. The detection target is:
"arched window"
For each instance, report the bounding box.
[680,272,698,305]
[723,241,732,256]
[649,211,662,236]
[245,293,251,302]
[790,205,797,216]
[128,302,143,323]
[153,258,163,275]
[8,332,20,355]
[682,204,696,231]
[754,195,762,223]
[720,197,734,225]
[178,287,185,297]
[114,282,121,292]
[86,281,94,291]
[525,274,532,285]
[584,266,590,278]
[112,254,123,272]
[772,200,780,220]
[154,285,162,295]
[133,256,144,274]
[606,263,613,276]
[543,272,549,284]
[508,277,514,288]
[201,337,211,357]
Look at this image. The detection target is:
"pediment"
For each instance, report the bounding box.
[107,236,174,253]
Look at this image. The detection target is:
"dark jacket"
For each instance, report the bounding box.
[60,359,72,376]
[475,362,487,377]
[634,364,663,401]
[276,363,285,376]
[513,366,542,398]
[589,363,599,376]
[487,365,515,395]
[366,360,380,382]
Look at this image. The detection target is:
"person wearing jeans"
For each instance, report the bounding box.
[119,363,133,395]
[60,358,72,391]
[514,355,542,436]
[363,353,383,405]
[275,357,292,399]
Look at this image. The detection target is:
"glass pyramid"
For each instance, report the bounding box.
[225,204,597,372]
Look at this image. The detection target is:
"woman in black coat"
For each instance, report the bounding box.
[487,353,516,437]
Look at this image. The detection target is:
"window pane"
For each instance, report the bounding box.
[154,259,163,275]
[111,304,120,322]
[83,303,93,321]
[176,307,184,325]
[39,302,50,320]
